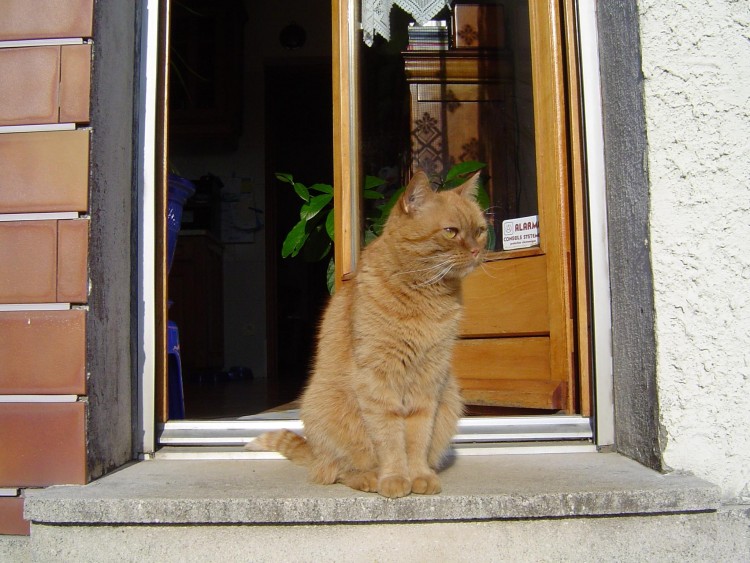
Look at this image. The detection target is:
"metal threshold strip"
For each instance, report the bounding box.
[157,415,593,457]
[154,441,597,460]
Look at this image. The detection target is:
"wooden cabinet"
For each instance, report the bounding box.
[168,232,224,378]
[404,50,519,219]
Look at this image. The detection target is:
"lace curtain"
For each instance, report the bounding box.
[361,0,453,46]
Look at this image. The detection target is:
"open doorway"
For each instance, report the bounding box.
[264,62,333,409]
[161,0,592,427]
[166,0,333,419]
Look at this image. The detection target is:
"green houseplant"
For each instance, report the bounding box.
[277,161,490,292]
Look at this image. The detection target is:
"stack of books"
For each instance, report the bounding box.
[407,20,450,51]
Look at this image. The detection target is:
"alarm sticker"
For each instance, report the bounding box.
[502,215,539,251]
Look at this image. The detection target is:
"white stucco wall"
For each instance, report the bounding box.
[637,0,750,501]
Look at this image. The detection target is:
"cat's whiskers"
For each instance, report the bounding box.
[408,251,489,286]
[395,257,457,279]
[482,205,501,225]
[394,258,454,286]
[479,260,498,279]
[416,262,456,286]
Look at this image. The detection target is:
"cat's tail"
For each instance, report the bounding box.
[245,430,313,466]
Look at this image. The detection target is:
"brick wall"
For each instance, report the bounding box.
[0,0,94,536]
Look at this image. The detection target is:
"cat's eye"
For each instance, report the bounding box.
[443,227,458,239]
[476,226,487,238]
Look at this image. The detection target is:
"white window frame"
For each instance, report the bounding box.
[136,0,160,455]
[134,0,614,456]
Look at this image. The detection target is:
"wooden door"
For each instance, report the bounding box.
[155,0,171,423]
[455,2,578,413]
[333,0,584,414]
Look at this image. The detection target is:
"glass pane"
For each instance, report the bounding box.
[358,0,538,252]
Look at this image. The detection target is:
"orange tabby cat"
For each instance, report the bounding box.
[249,171,487,498]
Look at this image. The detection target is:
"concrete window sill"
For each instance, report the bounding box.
[24,452,720,525]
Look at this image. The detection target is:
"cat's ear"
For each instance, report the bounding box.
[453,171,482,202]
[400,171,433,215]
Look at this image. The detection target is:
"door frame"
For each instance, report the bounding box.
[577,0,614,445]
[332,0,361,286]
[135,0,614,454]
[136,0,163,455]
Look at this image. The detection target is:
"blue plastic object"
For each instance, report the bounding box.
[166,175,194,419]
[167,174,196,272]
[167,320,185,420]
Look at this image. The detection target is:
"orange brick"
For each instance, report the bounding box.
[0,130,89,214]
[0,310,86,395]
[57,219,89,303]
[0,402,87,487]
[0,46,60,126]
[0,221,58,303]
[60,44,92,124]
[0,0,94,41]
[0,497,29,536]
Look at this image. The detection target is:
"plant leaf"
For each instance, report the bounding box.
[363,189,384,200]
[485,224,497,251]
[476,183,491,211]
[302,223,332,262]
[309,183,333,194]
[326,257,336,295]
[275,172,294,184]
[364,175,387,190]
[300,193,332,220]
[378,186,405,223]
[293,182,310,202]
[281,219,309,258]
[325,209,335,241]
[363,227,379,246]
[443,161,487,190]
[444,160,486,183]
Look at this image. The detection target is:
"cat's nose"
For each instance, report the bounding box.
[470,247,480,258]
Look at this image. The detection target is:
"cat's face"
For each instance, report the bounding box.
[386,171,488,284]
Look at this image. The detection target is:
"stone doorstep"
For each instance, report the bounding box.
[23,452,719,525]
[23,452,720,526]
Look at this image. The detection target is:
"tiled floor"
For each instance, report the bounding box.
[180,373,555,421]
[182,375,272,420]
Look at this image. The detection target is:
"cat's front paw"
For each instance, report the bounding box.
[340,470,379,493]
[411,472,442,495]
[378,474,411,498]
